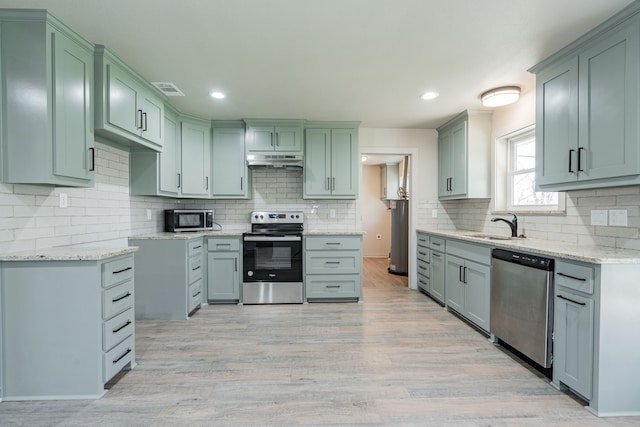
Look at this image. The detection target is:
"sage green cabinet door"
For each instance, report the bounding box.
[53,27,94,181]
[449,121,467,197]
[464,260,490,332]
[578,23,640,182]
[445,254,465,314]
[212,127,249,198]
[138,91,163,145]
[207,252,240,300]
[535,56,579,187]
[274,126,302,152]
[248,126,275,151]
[107,64,140,135]
[429,251,445,304]
[437,133,452,197]
[180,120,211,197]
[330,128,358,197]
[304,128,332,197]
[160,111,180,195]
[554,290,594,399]
[246,125,302,153]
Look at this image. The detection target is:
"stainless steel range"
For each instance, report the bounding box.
[242,211,304,304]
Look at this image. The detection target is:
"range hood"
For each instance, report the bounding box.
[246,154,303,169]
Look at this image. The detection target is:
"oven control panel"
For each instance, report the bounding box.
[251,211,303,224]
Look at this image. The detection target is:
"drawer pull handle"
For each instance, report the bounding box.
[193,291,201,298]
[192,265,201,271]
[216,244,230,249]
[325,242,341,245]
[193,245,202,250]
[113,348,132,364]
[113,267,132,275]
[113,320,132,333]
[418,251,427,256]
[418,265,426,270]
[325,261,341,266]
[558,294,586,306]
[326,285,341,288]
[432,253,441,258]
[557,272,587,282]
[432,242,441,246]
[112,292,132,303]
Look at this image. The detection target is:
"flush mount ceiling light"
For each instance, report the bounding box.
[210,91,225,99]
[420,91,439,100]
[480,86,521,107]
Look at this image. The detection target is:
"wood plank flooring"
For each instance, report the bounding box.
[2,257,639,426]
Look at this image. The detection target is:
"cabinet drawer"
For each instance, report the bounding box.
[188,239,204,257]
[306,275,360,298]
[305,251,360,275]
[189,278,203,312]
[555,260,595,294]
[103,307,134,351]
[446,239,491,265]
[103,280,134,319]
[207,238,240,252]
[417,233,429,248]
[417,246,430,263]
[417,258,430,278]
[430,237,446,252]
[188,256,203,283]
[417,273,430,292]
[104,334,134,383]
[102,256,134,288]
[305,236,361,251]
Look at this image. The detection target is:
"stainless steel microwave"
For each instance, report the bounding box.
[164,209,214,232]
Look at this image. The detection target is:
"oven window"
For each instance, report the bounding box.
[178,214,202,227]
[255,246,291,270]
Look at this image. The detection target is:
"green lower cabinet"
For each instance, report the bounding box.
[429,250,445,304]
[206,237,241,303]
[304,235,362,302]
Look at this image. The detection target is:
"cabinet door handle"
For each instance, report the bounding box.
[113,348,132,364]
[205,176,209,190]
[558,294,586,306]
[569,149,575,173]
[463,266,467,284]
[332,177,336,191]
[177,173,181,188]
[234,258,238,272]
[112,292,132,303]
[275,133,279,147]
[137,109,143,129]
[240,177,243,191]
[89,148,95,171]
[557,272,587,282]
[113,320,132,334]
[459,265,463,282]
[577,147,585,172]
[142,112,148,131]
[113,267,132,275]
[270,132,274,147]
[327,177,331,191]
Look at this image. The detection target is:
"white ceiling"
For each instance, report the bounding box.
[0,0,635,128]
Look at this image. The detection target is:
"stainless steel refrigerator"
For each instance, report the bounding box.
[388,199,408,275]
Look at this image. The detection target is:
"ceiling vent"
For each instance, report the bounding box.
[151,82,185,96]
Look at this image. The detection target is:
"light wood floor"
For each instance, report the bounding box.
[2,257,639,426]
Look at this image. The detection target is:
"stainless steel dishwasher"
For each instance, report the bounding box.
[490,248,554,368]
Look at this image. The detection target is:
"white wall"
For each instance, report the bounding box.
[361,165,391,257]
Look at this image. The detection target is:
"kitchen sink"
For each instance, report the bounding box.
[466,233,518,241]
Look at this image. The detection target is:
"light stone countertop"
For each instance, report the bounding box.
[129,231,244,240]
[417,229,640,264]
[0,246,138,261]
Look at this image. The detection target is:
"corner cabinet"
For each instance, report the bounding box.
[94,45,165,151]
[437,110,492,200]
[303,123,360,199]
[530,7,640,191]
[129,237,203,320]
[245,120,303,154]
[206,237,241,303]
[0,10,95,187]
[304,234,363,302]
[0,253,136,400]
[212,123,251,199]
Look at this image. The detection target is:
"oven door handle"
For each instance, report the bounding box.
[243,236,302,242]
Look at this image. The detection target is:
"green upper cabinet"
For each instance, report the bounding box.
[531,9,640,191]
[0,9,94,187]
[303,124,359,199]
[94,45,165,151]
[212,123,251,199]
[245,120,303,154]
[437,110,492,200]
[130,106,181,197]
[180,116,211,198]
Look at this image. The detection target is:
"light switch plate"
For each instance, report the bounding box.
[59,193,68,208]
[590,209,608,226]
[609,209,628,227]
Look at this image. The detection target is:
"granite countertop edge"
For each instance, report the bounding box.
[0,246,139,261]
[129,231,245,240]
[417,229,640,264]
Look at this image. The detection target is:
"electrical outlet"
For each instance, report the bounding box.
[146,209,152,220]
[431,209,438,218]
[59,193,68,208]
[330,209,336,218]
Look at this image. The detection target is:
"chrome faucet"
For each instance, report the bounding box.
[491,214,518,237]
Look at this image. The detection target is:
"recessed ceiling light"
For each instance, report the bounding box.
[210,91,225,99]
[361,155,368,162]
[421,91,439,100]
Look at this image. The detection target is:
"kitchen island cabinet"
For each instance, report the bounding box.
[0,248,137,400]
[0,9,95,187]
[304,234,363,302]
[530,4,640,191]
[129,235,203,320]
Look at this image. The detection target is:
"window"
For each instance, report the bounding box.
[494,126,564,213]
